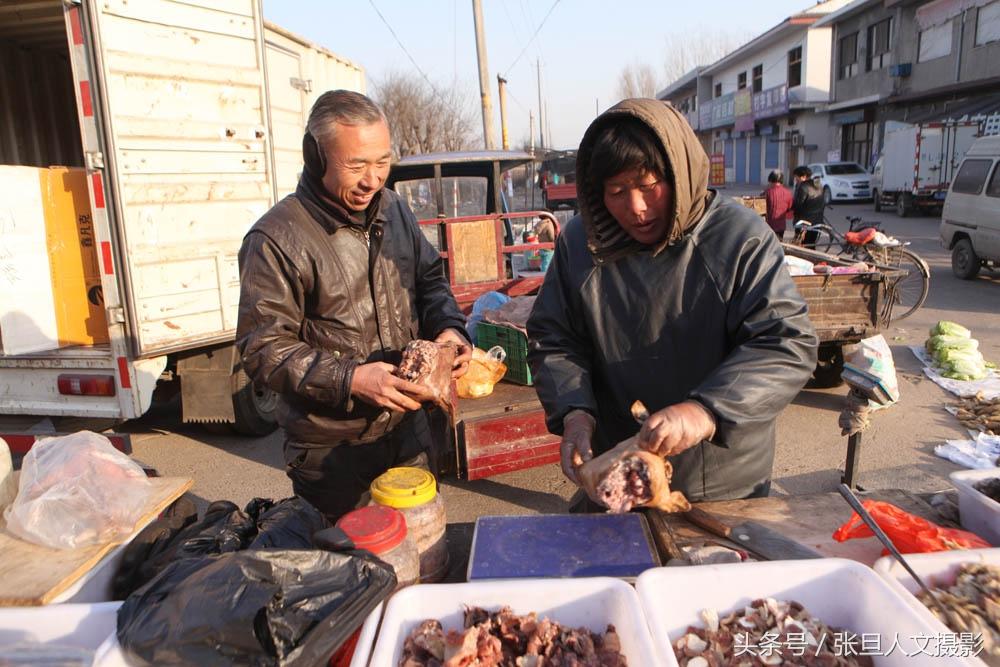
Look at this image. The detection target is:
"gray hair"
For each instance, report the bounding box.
[306,90,387,147]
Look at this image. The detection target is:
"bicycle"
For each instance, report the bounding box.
[791,215,930,321]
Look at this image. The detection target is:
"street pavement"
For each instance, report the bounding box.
[6,194,998,565]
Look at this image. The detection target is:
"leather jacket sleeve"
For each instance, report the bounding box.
[236,231,358,407]
[407,207,469,342]
[688,232,818,445]
[526,230,598,434]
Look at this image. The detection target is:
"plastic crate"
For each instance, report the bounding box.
[476,322,532,385]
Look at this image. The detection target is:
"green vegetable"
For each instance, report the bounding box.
[927,335,978,357]
[929,321,971,339]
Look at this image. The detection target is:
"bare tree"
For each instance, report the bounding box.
[616,62,659,100]
[373,71,477,157]
[660,29,751,87]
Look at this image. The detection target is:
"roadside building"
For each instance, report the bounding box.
[659,0,853,186]
[816,0,1000,168]
[655,67,710,154]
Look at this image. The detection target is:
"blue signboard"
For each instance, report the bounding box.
[752,84,789,121]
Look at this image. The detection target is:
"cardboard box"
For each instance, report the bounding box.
[0,166,108,355]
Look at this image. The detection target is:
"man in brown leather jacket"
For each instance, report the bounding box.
[236,90,471,520]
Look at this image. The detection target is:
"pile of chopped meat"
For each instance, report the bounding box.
[974,477,1000,503]
[399,606,627,666]
[673,598,873,667]
[396,340,457,413]
[917,563,1000,665]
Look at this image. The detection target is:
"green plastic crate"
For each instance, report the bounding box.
[476,322,532,385]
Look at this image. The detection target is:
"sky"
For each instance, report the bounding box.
[263,0,813,150]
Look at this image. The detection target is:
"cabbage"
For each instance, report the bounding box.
[927,334,978,357]
[938,348,985,366]
[929,321,971,338]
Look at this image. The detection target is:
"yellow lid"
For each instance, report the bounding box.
[370,467,437,508]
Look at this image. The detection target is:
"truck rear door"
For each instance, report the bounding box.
[84,0,276,358]
[944,123,981,187]
[916,125,945,191]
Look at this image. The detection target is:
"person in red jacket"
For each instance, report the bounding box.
[761,169,793,240]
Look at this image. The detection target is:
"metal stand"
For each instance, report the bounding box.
[839,366,893,491]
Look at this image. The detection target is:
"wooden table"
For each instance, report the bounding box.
[0,476,192,605]
[644,489,950,567]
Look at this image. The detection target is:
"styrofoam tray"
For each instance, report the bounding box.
[637,559,958,666]
[0,600,121,652]
[874,548,1000,667]
[950,467,1000,546]
[368,577,658,666]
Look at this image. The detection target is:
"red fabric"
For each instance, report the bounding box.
[845,228,877,245]
[762,184,793,233]
[832,500,991,553]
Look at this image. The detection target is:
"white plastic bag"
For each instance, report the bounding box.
[844,335,900,410]
[3,431,152,549]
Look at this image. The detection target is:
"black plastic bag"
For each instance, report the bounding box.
[248,498,329,550]
[117,549,396,667]
[112,494,198,600]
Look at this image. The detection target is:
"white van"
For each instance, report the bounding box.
[940,135,1000,279]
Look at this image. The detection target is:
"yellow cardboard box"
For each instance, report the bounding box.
[41,167,108,347]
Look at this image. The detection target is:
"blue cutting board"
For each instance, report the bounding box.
[467,514,660,580]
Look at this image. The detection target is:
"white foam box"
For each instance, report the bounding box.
[950,468,1000,546]
[348,601,383,667]
[0,600,121,654]
[636,559,958,666]
[874,548,1000,667]
[367,577,658,666]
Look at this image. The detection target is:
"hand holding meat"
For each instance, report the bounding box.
[434,328,472,378]
[395,340,458,413]
[560,409,595,485]
[351,362,434,412]
[638,400,716,457]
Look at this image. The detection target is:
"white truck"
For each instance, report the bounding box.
[0,0,363,433]
[871,120,980,217]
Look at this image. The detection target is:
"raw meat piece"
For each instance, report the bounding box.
[576,400,690,514]
[399,606,627,667]
[400,619,446,667]
[577,441,690,514]
[396,340,458,413]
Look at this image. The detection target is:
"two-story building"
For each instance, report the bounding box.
[659,0,852,186]
[816,0,1000,168]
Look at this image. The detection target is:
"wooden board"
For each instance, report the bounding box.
[450,218,501,285]
[647,490,947,566]
[0,476,192,606]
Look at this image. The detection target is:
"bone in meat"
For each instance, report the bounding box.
[395,340,457,413]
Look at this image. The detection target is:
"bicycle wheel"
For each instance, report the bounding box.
[889,248,930,321]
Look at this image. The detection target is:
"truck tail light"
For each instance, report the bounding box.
[57,374,116,397]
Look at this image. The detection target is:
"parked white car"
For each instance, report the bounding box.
[807,162,873,204]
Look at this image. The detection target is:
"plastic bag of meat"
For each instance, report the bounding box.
[575,402,691,514]
[4,431,153,549]
[396,340,458,412]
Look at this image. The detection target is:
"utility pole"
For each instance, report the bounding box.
[536,58,545,151]
[497,75,510,150]
[529,110,535,208]
[472,0,496,150]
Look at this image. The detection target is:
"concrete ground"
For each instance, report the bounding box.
[5,195,998,573]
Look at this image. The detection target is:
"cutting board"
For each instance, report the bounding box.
[646,489,947,566]
[0,476,192,605]
[468,513,660,580]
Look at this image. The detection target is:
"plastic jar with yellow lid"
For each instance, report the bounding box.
[370,467,448,583]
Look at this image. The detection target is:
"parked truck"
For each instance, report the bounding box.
[0,0,363,433]
[871,120,980,217]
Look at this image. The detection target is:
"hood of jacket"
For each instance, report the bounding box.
[575,98,712,263]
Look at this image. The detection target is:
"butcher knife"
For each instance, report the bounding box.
[684,507,823,561]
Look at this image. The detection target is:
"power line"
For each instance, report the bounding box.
[368,0,438,94]
[503,0,560,76]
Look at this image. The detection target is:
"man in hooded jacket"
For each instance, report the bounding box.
[526,99,818,503]
[236,90,471,520]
